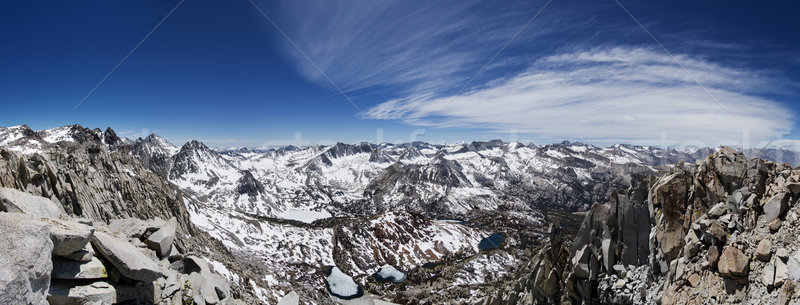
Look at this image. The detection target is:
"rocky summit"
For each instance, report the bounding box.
[3,124,800,304]
[511,147,800,305]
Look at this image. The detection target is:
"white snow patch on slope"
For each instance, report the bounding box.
[327,267,360,297]
[281,209,332,223]
[40,126,76,143]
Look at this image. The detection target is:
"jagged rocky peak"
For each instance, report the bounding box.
[368,146,394,163]
[0,125,44,153]
[134,133,179,156]
[169,140,229,180]
[513,147,800,304]
[468,139,506,151]
[398,145,423,160]
[180,139,212,153]
[42,125,102,144]
[236,170,265,197]
[324,142,374,159]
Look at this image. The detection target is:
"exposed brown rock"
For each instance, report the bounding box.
[708,245,721,267]
[755,239,772,262]
[718,246,749,278]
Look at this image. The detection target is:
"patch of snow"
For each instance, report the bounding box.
[280,209,332,223]
[207,259,240,283]
[41,126,76,143]
[326,267,360,298]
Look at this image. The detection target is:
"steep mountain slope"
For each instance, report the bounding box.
[0,129,267,304]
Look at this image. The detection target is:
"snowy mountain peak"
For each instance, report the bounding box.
[37,124,120,146]
[135,134,179,156]
[177,140,220,157]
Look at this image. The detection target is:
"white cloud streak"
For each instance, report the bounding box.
[363,47,793,145]
[271,1,794,146]
[273,0,546,94]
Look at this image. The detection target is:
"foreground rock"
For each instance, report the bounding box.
[46,218,94,257]
[47,281,116,305]
[0,187,63,218]
[718,246,749,278]
[51,257,107,280]
[145,217,177,257]
[0,213,53,305]
[91,231,163,283]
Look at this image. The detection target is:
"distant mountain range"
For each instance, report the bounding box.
[3,124,800,303]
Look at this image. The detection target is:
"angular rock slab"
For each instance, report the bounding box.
[763,193,787,223]
[718,246,749,278]
[145,217,177,257]
[91,231,163,283]
[755,239,772,262]
[47,281,116,305]
[0,213,53,305]
[0,187,64,218]
[52,256,108,280]
[46,218,95,257]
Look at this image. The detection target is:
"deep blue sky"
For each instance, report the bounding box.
[1,0,798,148]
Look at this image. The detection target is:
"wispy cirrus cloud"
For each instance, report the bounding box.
[363,47,793,145]
[272,0,553,95]
[270,0,795,145]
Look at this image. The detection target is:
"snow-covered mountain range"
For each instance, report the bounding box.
[3,123,799,303]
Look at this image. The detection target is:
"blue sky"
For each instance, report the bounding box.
[1,0,799,148]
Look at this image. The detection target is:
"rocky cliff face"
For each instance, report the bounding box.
[513,148,800,305]
[0,130,270,304]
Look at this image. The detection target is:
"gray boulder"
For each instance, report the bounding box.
[188,272,230,305]
[755,239,772,262]
[52,257,108,280]
[788,252,800,281]
[0,187,63,218]
[145,217,177,257]
[707,202,728,218]
[47,281,116,305]
[0,213,53,305]
[763,193,788,223]
[91,231,163,282]
[46,218,94,257]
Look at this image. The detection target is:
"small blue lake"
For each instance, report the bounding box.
[478,233,504,251]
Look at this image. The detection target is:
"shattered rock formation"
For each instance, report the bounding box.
[514,148,800,304]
